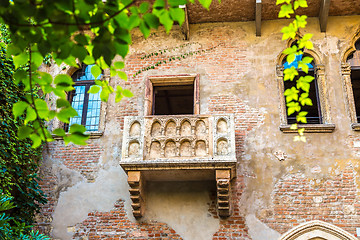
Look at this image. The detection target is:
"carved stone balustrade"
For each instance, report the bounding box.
[120,115,237,219]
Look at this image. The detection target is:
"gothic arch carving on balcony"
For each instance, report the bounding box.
[279,220,358,240]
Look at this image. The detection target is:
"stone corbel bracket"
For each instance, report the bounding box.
[216,169,232,218]
[128,171,144,219]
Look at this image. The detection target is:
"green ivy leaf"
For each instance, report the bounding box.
[169,7,185,26]
[53,128,66,137]
[13,52,28,69]
[13,101,29,119]
[278,4,294,18]
[198,0,212,10]
[25,107,37,124]
[90,65,102,79]
[88,85,101,94]
[34,99,49,119]
[117,71,128,80]
[56,98,70,108]
[139,20,151,38]
[114,61,125,69]
[143,13,160,29]
[122,89,133,98]
[17,126,33,140]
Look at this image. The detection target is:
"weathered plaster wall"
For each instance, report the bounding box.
[37,15,360,239]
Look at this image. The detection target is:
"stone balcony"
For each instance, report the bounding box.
[120,115,237,218]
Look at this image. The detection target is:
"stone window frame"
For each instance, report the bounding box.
[52,64,107,139]
[276,39,335,133]
[341,30,360,131]
[144,74,200,116]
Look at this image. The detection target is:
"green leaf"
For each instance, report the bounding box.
[143,13,160,29]
[54,74,74,91]
[153,0,165,10]
[169,7,185,26]
[13,70,27,85]
[159,11,174,33]
[115,86,123,102]
[29,133,42,148]
[25,107,37,124]
[117,71,128,80]
[13,101,29,119]
[305,41,313,49]
[122,89,133,98]
[13,52,28,69]
[284,67,298,81]
[278,3,294,18]
[114,61,125,69]
[114,43,129,58]
[302,56,313,64]
[139,20,151,38]
[88,85,101,94]
[298,0,308,8]
[53,128,66,137]
[57,107,78,123]
[90,65,102,79]
[284,86,299,102]
[139,2,150,13]
[281,23,297,40]
[74,34,89,45]
[31,52,44,68]
[17,126,33,140]
[198,0,212,10]
[34,99,49,119]
[168,0,187,7]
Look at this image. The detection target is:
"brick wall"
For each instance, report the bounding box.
[260,164,360,235]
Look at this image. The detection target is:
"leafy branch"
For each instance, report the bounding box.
[277,0,314,142]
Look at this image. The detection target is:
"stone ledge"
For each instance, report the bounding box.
[51,131,103,140]
[279,124,335,133]
[351,123,360,131]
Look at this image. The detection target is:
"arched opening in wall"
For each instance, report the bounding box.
[276,38,334,132]
[347,39,360,122]
[282,54,322,124]
[279,220,358,240]
[67,64,102,131]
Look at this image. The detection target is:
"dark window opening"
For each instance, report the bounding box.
[351,67,360,122]
[153,84,194,115]
[283,55,322,124]
[66,64,101,131]
[348,39,360,123]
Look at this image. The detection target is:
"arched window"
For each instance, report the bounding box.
[276,40,334,133]
[68,64,102,131]
[283,54,322,124]
[347,39,360,122]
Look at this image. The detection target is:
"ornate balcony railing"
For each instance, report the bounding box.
[120,114,236,219]
[121,114,236,164]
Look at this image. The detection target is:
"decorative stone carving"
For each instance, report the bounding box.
[130,121,141,137]
[165,120,176,136]
[128,141,140,157]
[217,119,228,134]
[279,220,358,240]
[165,140,176,158]
[149,141,161,159]
[180,140,192,157]
[180,120,192,136]
[151,121,161,136]
[195,140,206,157]
[217,139,229,155]
[195,120,206,135]
[120,115,236,219]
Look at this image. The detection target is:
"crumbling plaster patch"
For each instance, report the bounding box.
[245,214,281,240]
[52,165,134,240]
[144,181,220,240]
